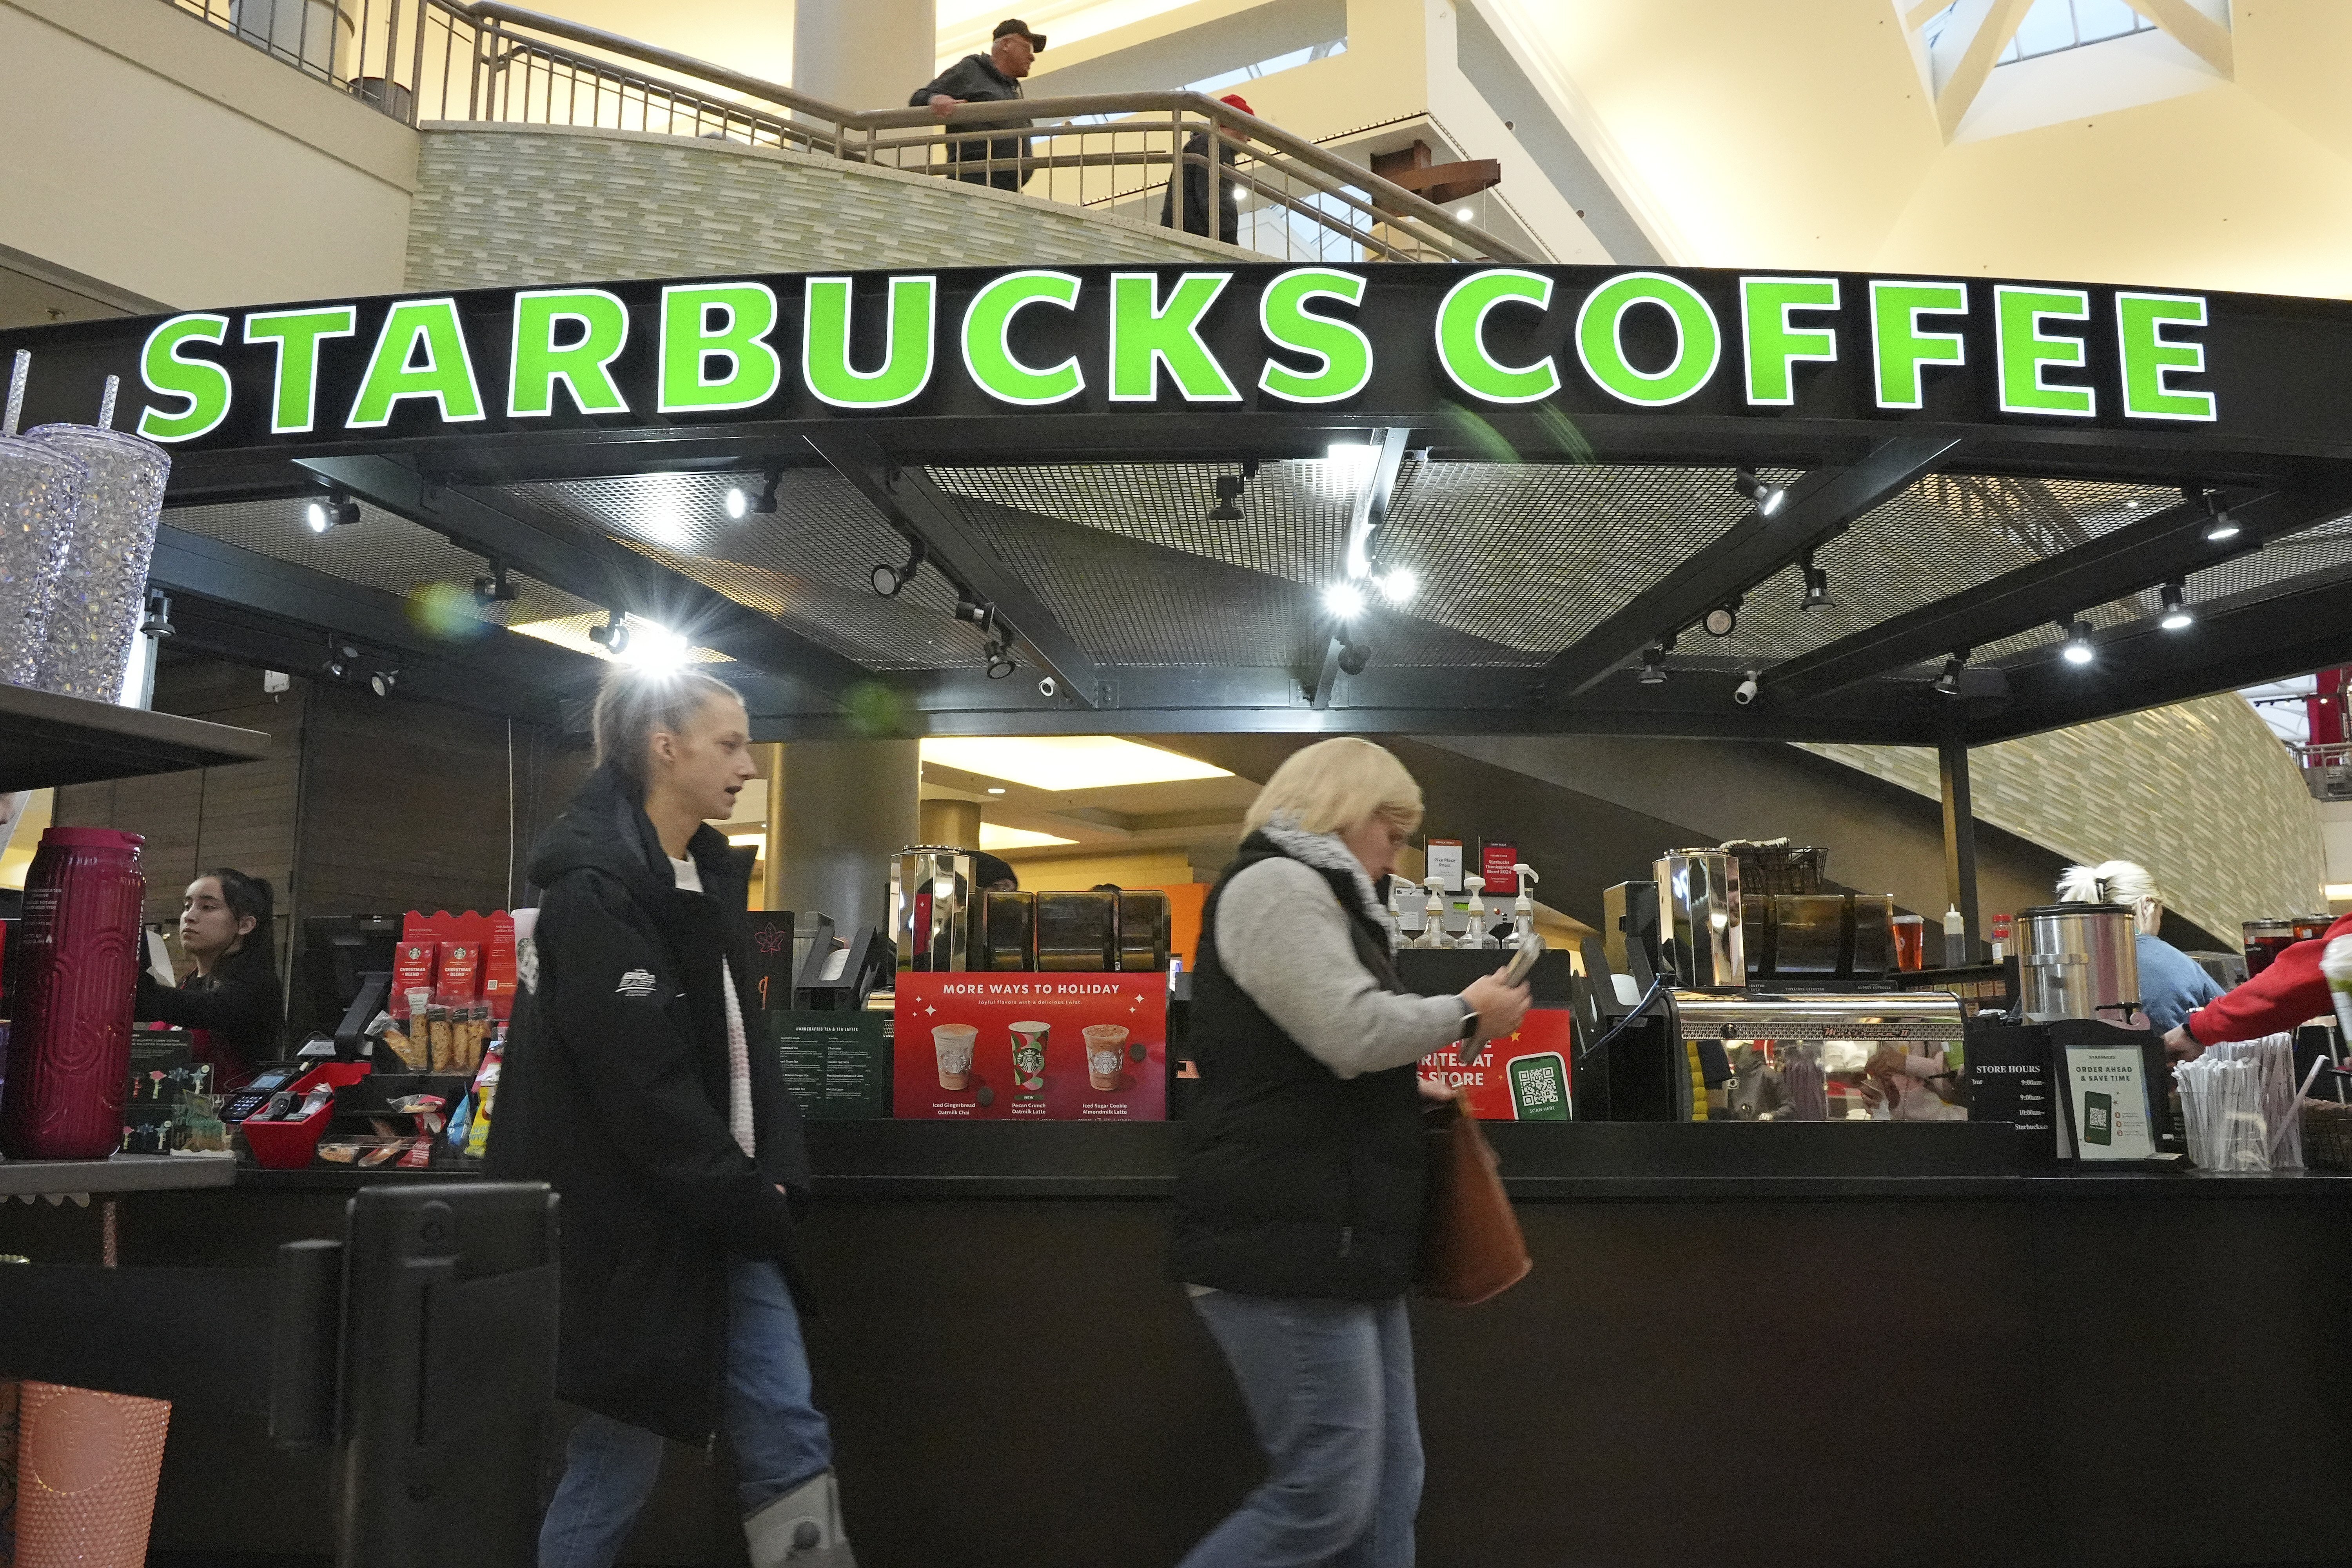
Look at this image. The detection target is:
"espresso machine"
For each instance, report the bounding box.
[889,846,1170,974]
[1572,849,1967,1122]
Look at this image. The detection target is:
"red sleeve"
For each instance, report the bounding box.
[2186,912,2352,1045]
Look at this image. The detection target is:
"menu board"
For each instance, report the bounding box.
[893,973,1167,1120]
[771,1010,890,1120]
[1420,1007,1572,1121]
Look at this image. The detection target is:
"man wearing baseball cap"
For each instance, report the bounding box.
[1162,93,1256,245]
[911,20,1046,192]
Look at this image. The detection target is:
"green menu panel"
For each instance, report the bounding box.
[772,1010,893,1120]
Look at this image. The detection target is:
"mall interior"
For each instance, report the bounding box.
[1,1,2350,1566]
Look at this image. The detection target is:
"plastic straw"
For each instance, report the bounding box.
[97,374,117,431]
[3,350,26,437]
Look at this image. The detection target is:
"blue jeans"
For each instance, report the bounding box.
[1180,1291,1423,1568]
[539,1256,833,1568]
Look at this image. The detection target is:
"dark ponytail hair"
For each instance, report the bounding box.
[203,867,277,976]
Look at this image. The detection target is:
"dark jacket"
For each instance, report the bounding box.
[1161,131,1241,244]
[137,955,281,1087]
[484,764,811,1444]
[911,53,1032,190]
[1169,832,1428,1299]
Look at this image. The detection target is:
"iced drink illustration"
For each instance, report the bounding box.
[933,1023,978,1091]
[1083,1024,1130,1091]
[1009,1020,1049,1093]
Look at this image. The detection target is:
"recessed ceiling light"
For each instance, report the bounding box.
[985,786,1007,795]
[980,824,1078,850]
[920,737,1233,791]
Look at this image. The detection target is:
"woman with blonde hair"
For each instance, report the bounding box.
[2056,859,2222,1038]
[1170,737,1530,1568]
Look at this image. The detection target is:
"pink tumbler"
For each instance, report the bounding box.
[0,828,145,1160]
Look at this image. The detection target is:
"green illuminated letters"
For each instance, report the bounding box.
[1994,285,2094,417]
[1434,269,1557,404]
[657,283,782,414]
[961,271,1083,406]
[347,298,485,428]
[804,275,937,410]
[508,289,631,418]
[1257,268,1373,404]
[243,306,356,434]
[2115,292,2216,421]
[1869,281,1969,410]
[1109,273,1240,402]
[1576,271,1720,407]
[1739,276,1838,406]
[134,314,233,443]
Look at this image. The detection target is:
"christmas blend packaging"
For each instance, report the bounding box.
[894,973,1167,1120]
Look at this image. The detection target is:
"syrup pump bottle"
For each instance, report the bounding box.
[1414,875,1455,948]
[1507,862,1539,950]
[1462,875,1498,949]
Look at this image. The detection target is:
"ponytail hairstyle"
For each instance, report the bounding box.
[203,867,277,976]
[2056,860,2158,907]
[590,662,744,804]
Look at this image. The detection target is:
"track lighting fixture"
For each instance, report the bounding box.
[1637,645,1669,686]
[588,608,631,657]
[473,560,519,606]
[1337,641,1372,675]
[1208,459,1259,521]
[1375,568,1417,606]
[2201,490,2238,543]
[871,538,925,597]
[984,635,1017,680]
[2059,618,2094,666]
[1733,467,1786,517]
[305,487,359,535]
[1324,581,1367,620]
[726,470,782,521]
[1800,551,1833,610]
[323,640,359,681]
[369,667,400,698]
[1935,649,1970,696]
[139,591,175,639]
[1702,597,1741,637]
[2159,580,2193,631]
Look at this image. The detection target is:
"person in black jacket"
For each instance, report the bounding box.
[911,18,1044,191]
[136,868,282,1088]
[486,665,852,1568]
[1161,93,1255,245]
[1171,739,1528,1568]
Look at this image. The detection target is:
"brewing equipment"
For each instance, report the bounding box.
[2018,903,2141,1025]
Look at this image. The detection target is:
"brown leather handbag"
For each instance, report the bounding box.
[1415,1091,1532,1305]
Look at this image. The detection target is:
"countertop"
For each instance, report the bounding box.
[0,1153,237,1199]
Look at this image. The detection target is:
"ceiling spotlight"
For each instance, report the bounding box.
[473,560,519,606]
[588,608,631,657]
[725,486,749,521]
[871,538,925,598]
[1935,650,1970,696]
[1324,581,1367,620]
[2159,580,2193,631]
[1374,568,1417,605]
[323,640,358,681]
[1800,551,1834,610]
[1702,598,1740,637]
[985,786,1007,795]
[1733,467,1786,518]
[2059,618,2095,665]
[138,591,175,639]
[1337,641,1372,675]
[1637,645,1668,685]
[1209,473,1245,521]
[1455,205,1474,221]
[984,636,1017,679]
[2201,490,2239,542]
[368,668,399,698]
[304,487,359,534]
[726,469,782,520]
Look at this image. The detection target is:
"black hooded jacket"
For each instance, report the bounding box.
[485,764,811,1443]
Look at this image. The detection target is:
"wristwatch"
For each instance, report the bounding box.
[1453,997,1483,1064]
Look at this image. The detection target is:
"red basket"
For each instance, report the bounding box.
[240,1061,369,1170]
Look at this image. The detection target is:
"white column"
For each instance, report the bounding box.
[793,0,939,111]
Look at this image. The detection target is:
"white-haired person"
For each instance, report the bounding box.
[2056,860,2223,1045]
[1169,737,1531,1568]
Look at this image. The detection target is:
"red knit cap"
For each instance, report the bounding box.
[1220,94,1254,115]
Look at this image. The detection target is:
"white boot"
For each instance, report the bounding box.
[744,1468,857,1568]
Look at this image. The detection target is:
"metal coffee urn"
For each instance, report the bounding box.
[2017,902,2141,1024]
[891,847,976,972]
[1655,849,1743,990]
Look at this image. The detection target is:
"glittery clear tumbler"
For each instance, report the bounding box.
[0,435,83,688]
[28,425,169,702]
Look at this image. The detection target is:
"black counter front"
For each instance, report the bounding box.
[6,1125,2348,1568]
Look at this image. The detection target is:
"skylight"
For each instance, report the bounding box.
[1920,0,2156,65]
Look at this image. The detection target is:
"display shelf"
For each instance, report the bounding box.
[0,681,270,791]
[0,1152,236,1198]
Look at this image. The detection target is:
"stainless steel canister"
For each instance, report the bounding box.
[28,424,169,701]
[1118,889,1171,971]
[2019,902,2141,1023]
[891,847,975,972]
[1655,850,1743,990]
[0,435,82,687]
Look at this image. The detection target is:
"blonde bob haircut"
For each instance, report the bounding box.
[1242,737,1424,838]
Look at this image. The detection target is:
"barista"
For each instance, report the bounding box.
[137,868,283,1088]
[2056,860,2221,1038]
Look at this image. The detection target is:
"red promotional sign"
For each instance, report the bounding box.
[1479,844,1519,897]
[894,973,1167,1120]
[1419,1007,1573,1120]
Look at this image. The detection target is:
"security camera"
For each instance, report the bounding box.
[1037,675,1059,699]
[1733,672,1761,707]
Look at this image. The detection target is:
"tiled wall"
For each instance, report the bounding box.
[1803,693,2328,943]
[405,123,1252,289]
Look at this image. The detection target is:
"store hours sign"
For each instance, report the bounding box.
[9,261,2332,455]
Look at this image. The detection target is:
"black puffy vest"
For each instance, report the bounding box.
[1169,833,1428,1300]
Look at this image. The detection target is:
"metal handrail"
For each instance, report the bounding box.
[163,0,1531,265]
